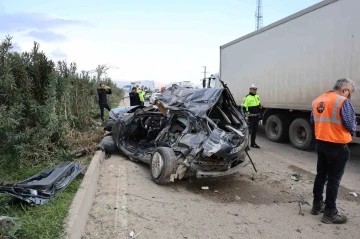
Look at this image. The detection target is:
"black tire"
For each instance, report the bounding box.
[150,147,177,185]
[289,118,315,151]
[103,119,116,132]
[98,135,118,153]
[265,114,290,142]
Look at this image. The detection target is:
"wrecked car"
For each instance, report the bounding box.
[105,82,251,184]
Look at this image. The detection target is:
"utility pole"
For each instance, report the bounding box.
[202,66,208,79]
[201,66,209,88]
[255,0,263,30]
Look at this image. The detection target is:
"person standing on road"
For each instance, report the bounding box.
[242,84,263,148]
[137,86,145,106]
[129,87,140,106]
[310,78,356,224]
[97,83,112,122]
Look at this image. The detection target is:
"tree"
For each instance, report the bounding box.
[95,64,110,82]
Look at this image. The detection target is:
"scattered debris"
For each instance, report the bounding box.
[214,190,219,193]
[126,193,173,205]
[129,230,143,238]
[349,192,358,197]
[0,162,84,205]
[122,205,127,209]
[297,194,310,216]
[227,212,239,217]
[235,195,241,201]
[296,229,302,233]
[291,173,301,181]
[201,186,209,190]
[110,165,114,168]
[133,231,143,238]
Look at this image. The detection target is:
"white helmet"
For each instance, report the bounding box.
[250,84,258,89]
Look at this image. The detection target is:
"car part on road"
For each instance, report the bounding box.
[245,149,257,173]
[297,194,310,216]
[0,162,84,205]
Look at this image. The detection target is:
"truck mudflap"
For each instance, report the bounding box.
[195,156,250,178]
[352,124,360,144]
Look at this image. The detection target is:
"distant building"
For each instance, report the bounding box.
[115,80,155,91]
[133,80,155,91]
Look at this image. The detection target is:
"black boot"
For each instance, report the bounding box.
[251,143,260,148]
[311,200,325,215]
[321,208,347,224]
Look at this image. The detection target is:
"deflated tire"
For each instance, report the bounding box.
[98,135,117,154]
[150,147,177,185]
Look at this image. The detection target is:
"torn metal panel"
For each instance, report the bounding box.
[161,85,223,117]
[0,162,84,205]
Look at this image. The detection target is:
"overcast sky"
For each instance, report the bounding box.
[0,0,321,84]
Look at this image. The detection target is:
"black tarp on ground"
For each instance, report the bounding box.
[0,162,84,205]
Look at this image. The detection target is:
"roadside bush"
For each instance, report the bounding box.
[0,36,123,167]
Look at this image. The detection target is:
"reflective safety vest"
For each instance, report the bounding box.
[312,92,352,144]
[137,90,145,102]
[242,94,261,114]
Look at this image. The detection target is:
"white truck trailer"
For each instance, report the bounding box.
[219,0,360,150]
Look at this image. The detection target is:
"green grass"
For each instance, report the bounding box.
[0,160,85,239]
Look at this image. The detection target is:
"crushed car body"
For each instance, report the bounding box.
[0,162,84,205]
[104,83,250,184]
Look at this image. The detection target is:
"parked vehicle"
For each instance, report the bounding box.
[102,84,251,185]
[219,0,360,151]
[149,92,163,104]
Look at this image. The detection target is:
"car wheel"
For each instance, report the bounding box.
[150,147,177,185]
[265,114,289,142]
[98,135,117,154]
[289,118,315,151]
[103,119,116,132]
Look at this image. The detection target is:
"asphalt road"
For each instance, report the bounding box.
[84,126,360,239]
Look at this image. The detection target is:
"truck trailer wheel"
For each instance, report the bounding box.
[289,118,315,151]
[150,147,177,185]
[265,114,289,142]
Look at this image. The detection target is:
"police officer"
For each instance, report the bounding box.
[137,86,145,106]
[242,84,263,148]
[310,78,356,224]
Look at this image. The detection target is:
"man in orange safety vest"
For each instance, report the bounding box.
[310,78,356,224]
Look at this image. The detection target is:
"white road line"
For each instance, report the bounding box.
[114,164,128,239]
